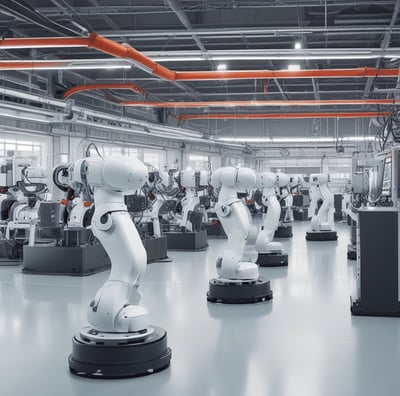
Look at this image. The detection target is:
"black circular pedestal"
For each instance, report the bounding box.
[207,277,273,304]
[69,326,171,379]
[257,253,289,267]
[274,225,293,238]
[306,230,338,241]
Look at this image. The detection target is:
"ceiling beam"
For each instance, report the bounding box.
[32,2,398,17]
[179,111,389,122]
[165,0,216,98]
[363,0,400,98]
[94,25,400,39]
[87,0,128,43]
[122,99,398,108]
[312,78,320,101]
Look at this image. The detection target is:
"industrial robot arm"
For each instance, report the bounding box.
[178,170,209,231]
[310,173,334,231]
[308,175,322,219]
[67,156,148,333]
[211,167,258,280]
[282,175,296,222]
[276,172,290,214]
[254,172,283,254]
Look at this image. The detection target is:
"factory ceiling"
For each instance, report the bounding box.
[0,0,399,145]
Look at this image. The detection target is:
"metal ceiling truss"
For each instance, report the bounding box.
[0,0,399,147]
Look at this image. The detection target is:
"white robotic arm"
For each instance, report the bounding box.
[211,167,259,280]
[280,173,294,222]
[308,175,322,219]
[68,156,149,333]
[276,172,290,200]
[254,172,283,254]
[309,173,334,231]
[178,170,209,231]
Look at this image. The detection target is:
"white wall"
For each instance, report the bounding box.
[0,132,353,194]
[47,135,185,172]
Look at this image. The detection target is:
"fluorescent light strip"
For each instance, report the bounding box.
[0,111,53,124]
[0,65,131,70]
[217,136,375,143]
[153,55,389,62]
[0,59,132,70]
[0,44,86,49]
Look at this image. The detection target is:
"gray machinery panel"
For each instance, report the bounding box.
[165,229,208,251]
[143,236,169,263]
[351,208,400,316]
[23,244,111,276]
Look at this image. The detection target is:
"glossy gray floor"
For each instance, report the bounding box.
[1,220,400,396]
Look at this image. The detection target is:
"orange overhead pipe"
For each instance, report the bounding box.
[122,99,398,108]
[178,111,389,122]
[173,68,400,81]
[87,32,176,80]
[86,34,400,81]
[0,61,67,69]
[0,36,90,48]
[1,34,400,81]
[63,83,146,99]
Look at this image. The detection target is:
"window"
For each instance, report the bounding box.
[225,157,241,167]
[0,138,44,167]
[95,144,138,158]
[143,151,161,169]
[188,154,209,171]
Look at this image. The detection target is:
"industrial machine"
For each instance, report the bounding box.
[345,153,373,259]
[350,146,400,316]
[306,173,338,241]
[291,176,310,220]
[351,206,400,316]
[255,172,289,267]
[274,173,294,238]
[164,169,209,251]
[205,184,227,238]
[22,165,111,276]
[207,167,273,304]
[125,168,171,263]
[68,155,171,378]
[334,194,344,221]
[0,167,48,263]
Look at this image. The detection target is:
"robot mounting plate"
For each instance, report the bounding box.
[257,253,289,267]
[306,230,338,241]
[69,326,171,379]
[207,277,273,304]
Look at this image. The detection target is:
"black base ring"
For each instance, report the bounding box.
[274,226,293,238]
[69,326,171,379]
[257,253,289,267]
[207,277,273,304]
[306,231,338,241]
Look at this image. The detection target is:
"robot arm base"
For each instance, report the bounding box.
[87,280,148,333]
[257,241,283,254]
[216,250,259,280]
[319,223,333,231]
[311,216,333,232]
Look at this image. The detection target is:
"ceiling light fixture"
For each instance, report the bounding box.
[154,55,383,62]
[217,63,227,70]
[0,65,132,71]
[217,136,375,143]
[0,59,132,71]
[294,41,302,50]
[288,64,301,71]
